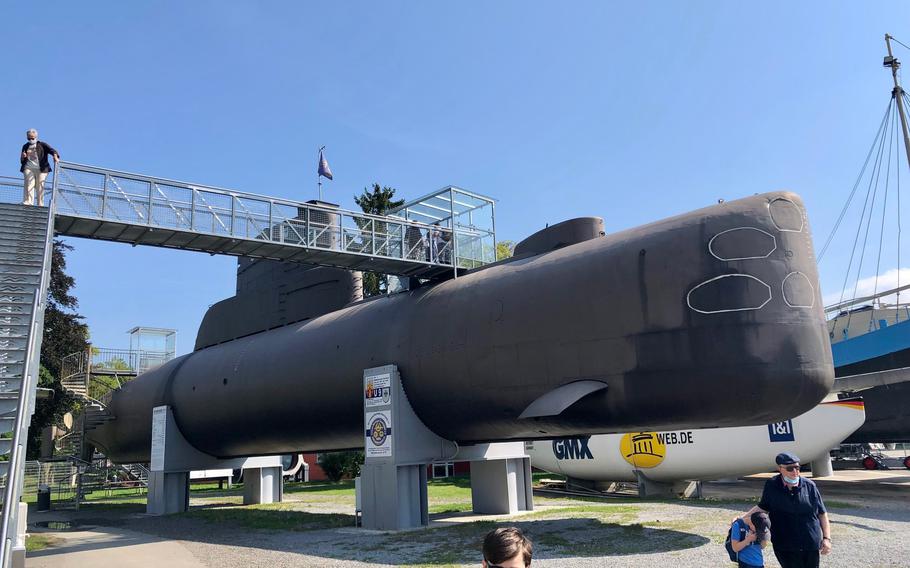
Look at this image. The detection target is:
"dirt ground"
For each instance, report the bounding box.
[25,469,910,568]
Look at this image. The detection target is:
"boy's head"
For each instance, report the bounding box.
[482,527,533,567]
[750,511,771,543]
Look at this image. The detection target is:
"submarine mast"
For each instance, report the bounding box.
[885,33,910,170]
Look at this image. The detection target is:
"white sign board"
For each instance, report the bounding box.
[364,373,392,408]
[365,410,393,458]
[150,406,167,471]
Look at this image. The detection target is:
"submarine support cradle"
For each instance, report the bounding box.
[634,470,703,499]
[146,405,284,515]
[359,365,533,530]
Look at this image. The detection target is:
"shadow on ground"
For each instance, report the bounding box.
[31,504,710,566]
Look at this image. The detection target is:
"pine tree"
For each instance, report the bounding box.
[354,183,405,296]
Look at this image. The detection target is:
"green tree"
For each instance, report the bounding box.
[27,240,89,458]
[496,240,515,261]
[354,183,405,297]
[318,450,365,482]
[41,240,90,379]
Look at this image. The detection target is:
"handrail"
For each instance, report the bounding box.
[58,161,441,227]
[825,282,910,314]
[52,161,466,271]
[104,174,149,222]
[61,347,172,382]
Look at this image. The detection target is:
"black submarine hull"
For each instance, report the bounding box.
[90,191,834,462]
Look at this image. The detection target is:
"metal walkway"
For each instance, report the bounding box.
[50,162,463,279]
[0,202,54,567]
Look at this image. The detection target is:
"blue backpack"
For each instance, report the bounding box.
[724,519,748,562]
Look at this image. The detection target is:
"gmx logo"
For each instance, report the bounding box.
[768,420,795,442]
[552,437,594,460]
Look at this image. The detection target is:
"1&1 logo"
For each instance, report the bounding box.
[768,420,795,442]
[619,432,666,468]
[369,415,391,446]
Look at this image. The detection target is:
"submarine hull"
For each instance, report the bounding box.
[528,399,866,482]
[90,192,834,463]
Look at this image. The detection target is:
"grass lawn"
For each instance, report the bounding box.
[25,533,62,552]
[185,503,355,531]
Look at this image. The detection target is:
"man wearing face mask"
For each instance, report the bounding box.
[742,452,831,568]
[19,129,59,206]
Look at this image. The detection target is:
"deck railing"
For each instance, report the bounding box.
[52,162,456,268]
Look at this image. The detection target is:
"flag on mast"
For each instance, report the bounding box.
[318,147,333,180]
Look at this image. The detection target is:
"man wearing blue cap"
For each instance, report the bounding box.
[742,452,831,567]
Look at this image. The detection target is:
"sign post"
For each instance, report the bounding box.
[359,365,532,530]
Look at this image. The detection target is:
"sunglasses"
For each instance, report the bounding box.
[782,465,800,472]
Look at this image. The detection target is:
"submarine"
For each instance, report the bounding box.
[89,191,834,463]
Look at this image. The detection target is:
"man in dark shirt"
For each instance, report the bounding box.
[19,128,60,206]
[742,452,832,568]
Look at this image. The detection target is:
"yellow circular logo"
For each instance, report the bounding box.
[619,432,666,468]
[369,417,389,446]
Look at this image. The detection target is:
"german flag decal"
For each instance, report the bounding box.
[824,399,865,410]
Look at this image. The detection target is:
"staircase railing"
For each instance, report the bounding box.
[59,346,171,414]
[0,193,56,567]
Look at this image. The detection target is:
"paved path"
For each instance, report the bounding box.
[26,525,205,568]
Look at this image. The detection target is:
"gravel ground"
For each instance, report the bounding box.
[29,474,910,567]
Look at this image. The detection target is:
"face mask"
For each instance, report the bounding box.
[783,474,799,484]
[27,139,37,146]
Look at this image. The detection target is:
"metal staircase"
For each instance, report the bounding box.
[53,429,83,459]
[57,348,136,458]
[119,462,150,485]
[57,349,153,491]
[0,202,55,567]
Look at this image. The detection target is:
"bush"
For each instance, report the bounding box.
[318,451,364,482]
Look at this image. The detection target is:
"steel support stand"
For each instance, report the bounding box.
[811,453,834,478]
[359,365,531,531]
[634,471,702,498]
[146,406,283,515]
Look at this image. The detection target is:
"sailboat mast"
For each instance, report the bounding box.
[885,34,910,169]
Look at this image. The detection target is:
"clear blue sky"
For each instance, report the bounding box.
[3,2,910,355]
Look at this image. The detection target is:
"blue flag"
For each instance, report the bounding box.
[318,149,333,180]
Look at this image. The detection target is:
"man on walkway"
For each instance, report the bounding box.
[743,452,832,568]
[19,129,59,206]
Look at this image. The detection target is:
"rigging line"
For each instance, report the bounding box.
[839,99,893,309]
[844,106,893,333]
[848,100,893,311]
[872,101,897,302]
[890,36,910,52]
[819,98,894,261]
[842,104,894,332]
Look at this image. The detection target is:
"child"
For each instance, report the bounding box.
[730,511,771,568]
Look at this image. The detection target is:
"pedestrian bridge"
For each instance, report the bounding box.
[0,162,497,279]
